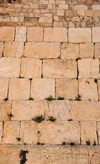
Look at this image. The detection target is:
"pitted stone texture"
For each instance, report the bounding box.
[12,101,48,120]
[78,59,100,79]
[4,42,24,57]
[0,58,21,78]
[0,78,9,100]
[15,26,26,42]
[61,43,79,59]
[92,27,100,42]
[2,121,21,144]
[44,28,67,42]
[95,43,100,58]
[24,42,60,59]
[56,79,78,100]
[0,27,15,41]
[79,79,98,101]
[69,28,91,43]
[81,121,97,145]
[43,59,77,78]
[0,101,11,121]
[0,122,2,143]
[45,100,70,121]
[80,43,93,58]
[0,42,3,57]
[9,78,30,100]
[31,78,55,100]
[20,58,42,78]
[27,27,43,42]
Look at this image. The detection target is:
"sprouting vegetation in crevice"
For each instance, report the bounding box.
[19,150,28,164]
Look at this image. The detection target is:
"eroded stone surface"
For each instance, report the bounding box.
[0,27,15,41]
[0,78,9,100]
[0,122,3,144]
[15,26,26,42]
[0,101,11,121]
[27,27,43,42]
[80,43,93,58]
[0,42,3,57]
[92,27,100,42]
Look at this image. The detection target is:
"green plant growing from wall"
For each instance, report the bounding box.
[62,142,66,145]
[94,79,97,83]
[32,115,44,123]
[86,140,91,145]
[57,97,64,100]
[29,97,34,100]
[16,137,21,141]
[48,116,56,122]
[45,95,56,101]
[70,142,75,146]
[19,150,28,164]
[93,140,96,146]
[76,57,81,61]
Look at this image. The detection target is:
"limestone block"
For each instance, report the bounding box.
[12,101,48,120]
[79,79,98,101]
[0,42,3,57]
[80,43,93,58]
[74,5,88,10]
[56,79,78,100]
[80,121,97,145]
[20,58,41,78]
[70,101,100,121]
[43,59,77,78]
[15,26,26,42]
[44,28,67,42]
[69,28,91,43]
[9,78,30,100]
[97,122,100,145]
[61,43,79,59]
[38,121,80,144]
[0,78,9,100]
[0,122,3,143]
[59,4,68,9]
[92,5,100,10]
[24,42,60,59]
[92,27,100,42]
[0,58,21,78]
[0,27,15,41]
[27,27,43,42]
[97,80,100,101]
[2,121,21,144]
[39,17,52,23]
[31,78,55,100]
[4,42,24,57]
[78,59,100,79]
[95,43,100,58]
[57,10,64,16]
[0,101,11,121]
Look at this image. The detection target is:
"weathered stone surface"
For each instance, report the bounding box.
[97,122,100,145]
[95,43,100,58]
[61,43,79,59]
[74,5,88,10]
[0,122,2,143]
[9,78,30,100]
[27,27,43,42]
[15,26,26,42]
[81,121,97,145]
[0,42,3,57]
[69,28,91,43]
[20,58,42,78]
[12,101,48,120]
[44,28,67,42]
[0,27,15,41]
[4,42,24,57]
[0,101,11,121]
[24,42,60,59]
[0,78,9,100]
[56,79,78,100]
[97,80,100,101]
[92,27,100,42]
[79,79,98,101]
[80,43,93,58]
[43,59,77,78]
[0,58,21,78]
[31,78,55,100]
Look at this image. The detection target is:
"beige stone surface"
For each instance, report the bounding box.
[69,28,91,43]
[43,59,77,78]
[2,121,21,144]
[61,43,79,59]
[0,58,21,78]
[56,79,78,100]
[80,43,93,58]
[0,122,2,143]
[15,26,26,42]
[0,78,9,100]
[12,101,48,120]
[27,27,43,42]
[9,78,30,100]
[92,27,100,42]
[31,78,55,100]
[20,58,42,78]
[0,101,11,121]
[97,80,100,101]
[79,79,98,101]
[57,10,64,16]
[0,42,3,57]
[74,5,88,10]
[81,121,97,145]
[95,43,100,58]
[0,27,15,41]
[97,122,100,145]
[24,42,60,59]
[44,28,67,42]
[4,41,24,57]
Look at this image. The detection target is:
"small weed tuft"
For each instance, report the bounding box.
[94,79,97,83]
[8,113,13,117]
[48,116,56,122]
[29,97,34,100]
[19,150,28,164]
[69,99,72,101]
[37,142,41,145]
[86,140,91,145]
[76,57,81,61]
[16,137,21,141]
[68,119,73,121]
[62,142,66,145]
[4,98,8,101]
[57,97,64,100]
[75,95,81,101]
[70,142,75,146]
[32,115,44,123]
[93,140,96,146]
[45,95,55,101]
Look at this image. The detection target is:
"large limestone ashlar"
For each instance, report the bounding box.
[92,27,100,42]
[20,58,42,78]
[11,101,48,121]
[0,42,3,57]
[56,79,78,100]
[69,28,91,43]
[2,121,21,144]
[80,43,93,58]
[97,80,100,101]
[0,78,9,100]
[0,27,15,41]
[24,42,60,59]
[79,79,98,101]
[0,122,3,143]
[80,121,97,145]
[61,43,79,59]
[9,78,30,100]
[27,27,43,42]
[95,43,100,58]
[15,26,26,42]
[4,42,24,58]
[0,101,11,121]
[44,28,67,42]
[31,78,55,100]
[43,59,77,78]
[0,58,21,78]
